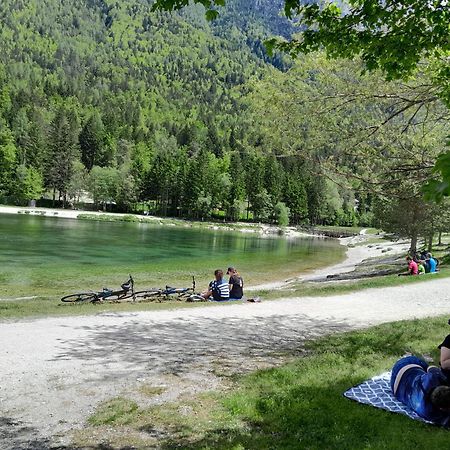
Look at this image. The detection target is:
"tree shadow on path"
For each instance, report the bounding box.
[54,314,354,378]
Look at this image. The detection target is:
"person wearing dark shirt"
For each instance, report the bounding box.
[439,333,450,382]
[227,266,244,300]
[390,355,450,426]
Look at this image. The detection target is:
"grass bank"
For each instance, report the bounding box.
[261,267,450,300]
[1,268,448,321]
[74,315,450,449]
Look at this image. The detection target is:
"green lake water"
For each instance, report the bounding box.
[0,214,344,298]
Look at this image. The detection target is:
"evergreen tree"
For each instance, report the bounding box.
[45,108,79,206]
[79,113,105,171]
[0,125,17,198]
[283,176,308,225]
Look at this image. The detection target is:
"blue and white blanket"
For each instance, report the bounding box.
[343,372,433,424]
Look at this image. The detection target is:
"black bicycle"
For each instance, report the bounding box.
[61,275,135,303]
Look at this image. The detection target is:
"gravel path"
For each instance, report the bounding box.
[1,276,450,449]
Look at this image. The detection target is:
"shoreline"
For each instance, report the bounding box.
[247,232,410,291]
[0,204,311,239]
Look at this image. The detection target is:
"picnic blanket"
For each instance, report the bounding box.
[343,372,433,424]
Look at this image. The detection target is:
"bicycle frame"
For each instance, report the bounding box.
[133,276,197,302]
[92,276,134,302]
[61,275,203,304]
[61,275,135,303]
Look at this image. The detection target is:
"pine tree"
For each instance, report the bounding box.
[45,108,79,206]
[79,113,104,171]
[0,124,17,198]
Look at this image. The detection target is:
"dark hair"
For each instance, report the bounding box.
[214,269,223,278]
[431,386,450,410]
[406,256,412,261]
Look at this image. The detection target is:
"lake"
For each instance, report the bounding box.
[0,214,344,299]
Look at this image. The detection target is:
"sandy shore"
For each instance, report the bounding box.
[248,231,410,291]
[0,204,309,237]
[0,205,157,220]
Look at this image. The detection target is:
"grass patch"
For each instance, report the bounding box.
[260,267,450,300]
[76,316,450,449]
[313,225,363,236]
[0,296,226,321]
[78,213,148,223]
[353,235,392,246]
[88,398,139,426]
[365,227,381,235]
[138,385,167,397]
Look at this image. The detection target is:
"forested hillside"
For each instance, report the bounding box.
[0,0,293,219]
[0,0,448,238]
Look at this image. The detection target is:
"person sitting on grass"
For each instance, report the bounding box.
[427,253,438,273]
[417,260,426,275]
[438,325,450,382]
[201,269,230,301]
[391,355,450,426]
[227,266,244,300]
[398,256,418,276]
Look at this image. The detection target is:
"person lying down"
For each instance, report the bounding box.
[391,355,450,426]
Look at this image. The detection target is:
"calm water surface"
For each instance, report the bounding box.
[0,214,344,297]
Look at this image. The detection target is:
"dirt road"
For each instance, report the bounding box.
[1,276,450,449]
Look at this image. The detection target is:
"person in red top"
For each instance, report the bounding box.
[399,256,418,276]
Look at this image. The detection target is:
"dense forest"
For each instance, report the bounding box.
[0,0,449,245]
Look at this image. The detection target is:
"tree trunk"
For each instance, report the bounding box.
[52,188,56,207]
[428,233,433,252]
[438,231,442,246]
[409,234,418,254]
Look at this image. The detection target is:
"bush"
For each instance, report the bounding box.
[274,202,290,226]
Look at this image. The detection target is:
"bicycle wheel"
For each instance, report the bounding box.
[61,293,97,303]
[133,289,162,302]
[176,291,192,301]
[100,290,135,302]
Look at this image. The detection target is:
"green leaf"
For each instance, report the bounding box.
[205,9,219,21]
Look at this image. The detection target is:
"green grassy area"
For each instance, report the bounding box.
[260,268,450,301]
[75,316,450,449]
[365,227,382,235]
[314,225,364,234]
[1,268,448,321]
[77,212,265,231]
[0,296,228,321]
[353,235,392,246]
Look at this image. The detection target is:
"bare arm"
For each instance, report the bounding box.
[440,346,450,370]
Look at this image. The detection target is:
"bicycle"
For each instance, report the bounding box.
[134,276,200,302]
[61,275,135,303]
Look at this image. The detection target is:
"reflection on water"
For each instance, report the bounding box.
[0,214,343,290]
